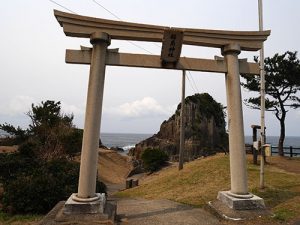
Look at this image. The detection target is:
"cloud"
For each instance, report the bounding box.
[60,102,85,115]
[0,96,85,118]
[104,97,175,119]
[0,95,35,116]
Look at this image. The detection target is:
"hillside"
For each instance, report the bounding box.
[97,149,133,184]
[118,154,300,224]
[75,149,133,184]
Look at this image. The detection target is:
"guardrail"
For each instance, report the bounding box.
[271,146,300,157]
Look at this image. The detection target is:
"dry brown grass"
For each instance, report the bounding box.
[118,153,300,223]
[74,149,133,184]
[0,146,18,154]
[97,149,133,184]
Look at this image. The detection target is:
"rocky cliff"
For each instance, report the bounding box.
[129,93,228,161]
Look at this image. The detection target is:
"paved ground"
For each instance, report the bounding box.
[116,198,222,225]
[107,182,223,225]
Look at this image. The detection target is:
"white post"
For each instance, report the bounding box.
[76,32,110,200]
[222,44,248,195]
[179,70,186,170]
[258,0,266,189]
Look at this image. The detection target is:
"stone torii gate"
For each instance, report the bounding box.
[54,10,270,214]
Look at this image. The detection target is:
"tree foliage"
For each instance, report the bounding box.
[1,100,82,160]
[141,148,169,172]
[0,153,106,214]
[0,100,101,214]
[0,123,28,145]
[241,51,300,155]
[27,100,73,137]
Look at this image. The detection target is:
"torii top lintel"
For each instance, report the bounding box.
[54,10,270,52]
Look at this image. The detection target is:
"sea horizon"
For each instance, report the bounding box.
[1,129,300,149]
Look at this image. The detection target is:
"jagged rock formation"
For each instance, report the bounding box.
[129,93,228,161]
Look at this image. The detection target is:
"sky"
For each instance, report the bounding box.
[0,0,299,136]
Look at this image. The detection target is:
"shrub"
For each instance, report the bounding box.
[18,139,39,158]
[62,128,83,156]
[0,153,39,183]
[141,148,168,172]
[0,100,107,214]
[0,156,106,214]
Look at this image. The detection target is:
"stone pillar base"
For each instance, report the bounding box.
[217,191,265,210]
[38,197,117,225]
[63,193,106,214]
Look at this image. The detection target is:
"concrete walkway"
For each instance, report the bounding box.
[106,178,222,225]
[116,198,222,225]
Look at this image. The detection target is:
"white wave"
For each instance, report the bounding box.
[122,145,135,151]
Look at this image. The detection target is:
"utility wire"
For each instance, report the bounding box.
[92,0,122,20]
[92,0,198,93]
[92,0,200,94]
[92,0,154,54]
[186,74,197,93]
[49,0,77,14]
[183,57,200,93]
[92,0,161,50]
[187,71,199,93]
[50,0,200,94]
[127,42,154,55]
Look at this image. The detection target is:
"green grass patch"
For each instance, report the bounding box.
[252,187,298,207]
[273,208,296,222]
[0,210,41,224]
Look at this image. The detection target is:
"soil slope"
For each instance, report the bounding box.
[97,149,133,184]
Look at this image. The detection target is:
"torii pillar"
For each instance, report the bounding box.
[63,32,111,215]
[216,44,265,210]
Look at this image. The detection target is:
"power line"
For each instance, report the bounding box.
[127,41,154,54]
[49,0,155,54]
[92,0,155,54]
[183,57,200,93]
[50,0,200,94]
[49,0,77,14]
[92,0,122,20]
[185,73,197,93]
[187,71,199,93]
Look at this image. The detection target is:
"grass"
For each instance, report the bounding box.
[117,154,300,223]
[0,211,41,225]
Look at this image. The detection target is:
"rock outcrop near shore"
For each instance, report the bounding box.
[130,93,228,161]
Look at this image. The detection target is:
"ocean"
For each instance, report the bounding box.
[244,136,300,147]
[103,134,300,156]
[100,133,152,151]
[1,129,299,154]
[100,134,300,150]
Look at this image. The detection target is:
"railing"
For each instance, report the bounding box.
[271,146,300,157]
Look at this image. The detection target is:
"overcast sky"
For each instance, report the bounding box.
[0,0,299,136]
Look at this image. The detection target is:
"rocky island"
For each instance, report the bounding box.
[130,93,228,161]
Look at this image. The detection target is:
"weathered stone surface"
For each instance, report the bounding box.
[38,200,117,225]
[208,200,270,221]
[63,193,106,215]
[129,93,228,161]
[217,191,265,210]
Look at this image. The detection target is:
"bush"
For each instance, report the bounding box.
[0,153,39,183]
[62,128,83,156]
[0,155,106,214]
[141,148,168,172]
